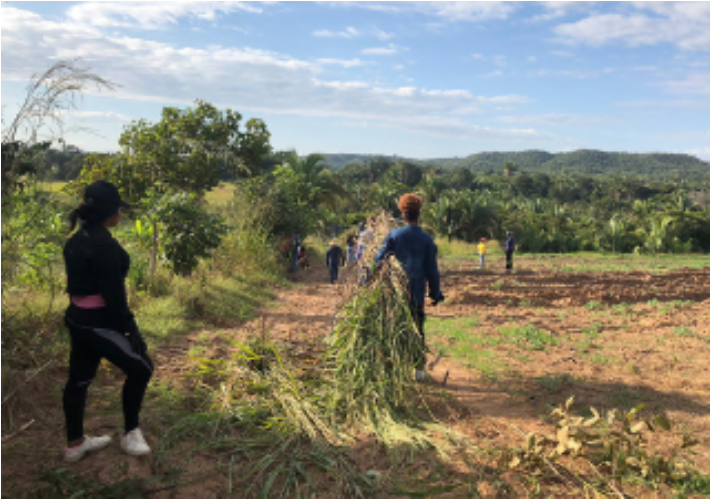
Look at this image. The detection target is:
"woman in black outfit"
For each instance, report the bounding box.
[62,181,153,462]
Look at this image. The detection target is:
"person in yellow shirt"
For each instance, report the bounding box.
[477,238,487,269]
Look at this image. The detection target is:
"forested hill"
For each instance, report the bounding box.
[323,150,709,180]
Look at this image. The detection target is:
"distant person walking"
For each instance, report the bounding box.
[356,221,376,284]
[62,181,153,463]
[477,238,487,269]
[505,231,516,273]
[375,194,444,382]
[345,234,357,266]
[326,240,346,284]
[290,233,301,272]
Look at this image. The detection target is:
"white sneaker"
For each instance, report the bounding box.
[415,369,427,382]
[121,428,151,456]
[64,435,112,462]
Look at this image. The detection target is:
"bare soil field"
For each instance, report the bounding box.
[2,252,709,498]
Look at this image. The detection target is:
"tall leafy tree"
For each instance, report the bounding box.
[116,100,271,196]
[280,151,347,210]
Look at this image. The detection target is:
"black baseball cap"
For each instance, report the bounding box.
[84,181,130,215]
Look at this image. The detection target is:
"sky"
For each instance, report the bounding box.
[2,1,710,160]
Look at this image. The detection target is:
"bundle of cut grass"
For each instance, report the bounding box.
[327,255,425,428]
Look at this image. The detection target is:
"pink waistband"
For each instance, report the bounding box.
[71,294,106,308]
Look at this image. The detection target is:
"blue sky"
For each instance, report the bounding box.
[2,1,710,160]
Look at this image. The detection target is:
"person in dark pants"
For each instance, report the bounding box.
[375,194,444,382]
[290,233,301,272]
[326,239,345,284]
[505,231,516,273]
[62,181,153,462]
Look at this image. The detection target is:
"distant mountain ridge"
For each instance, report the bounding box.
[321,149,709,180]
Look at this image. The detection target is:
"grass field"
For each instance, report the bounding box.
[39,181,238,205]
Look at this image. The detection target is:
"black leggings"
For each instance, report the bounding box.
[64,315,153,442]
[411,304,426,370]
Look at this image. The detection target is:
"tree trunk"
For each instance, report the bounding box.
[150,220,158,277]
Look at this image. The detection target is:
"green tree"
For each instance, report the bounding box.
[503,161,518,178]
[280,151,347,210]
[144,193,226,276]
[117,100,270,196]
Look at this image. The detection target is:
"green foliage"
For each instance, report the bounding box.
[1,141,52,197]
[413,149,709,181]
[144,192,226,275]
[1,189,70,292]
[73,100,271,203]
[117,100,270,194]
[423,191,499,242]
[237,169,318,239]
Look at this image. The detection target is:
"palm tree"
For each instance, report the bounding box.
[280,151,348,210]
[643,215,675,254]
[503,161,518,178]
[608,213,626,253]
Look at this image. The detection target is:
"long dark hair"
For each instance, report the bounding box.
[68,202,115,231]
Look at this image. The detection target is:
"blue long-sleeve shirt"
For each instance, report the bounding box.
[505,236,516,252]
[374,224,443,307]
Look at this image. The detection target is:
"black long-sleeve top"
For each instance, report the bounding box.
[326,245,345,267]
[63,223,137,334]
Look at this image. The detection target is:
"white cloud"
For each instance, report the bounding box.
[550,50,574,57]
[481,70,504,78]
[479,95,529,105]
[617,99,710,110]
[65,1,262,29]
[497,113,605,127]
[686,147,710,160]
[471,54,486,61]
[1,6,531,144]
[528,69,600,79]
[527,1,591,24]
[313,26,394,40]
[59,110,132,122]
[419,2,516,23]
[317,58,365,68]
[361,43,403,56]
[553,3,710,51]
[313,26,360,38]
[331,1,516,23]
[662,73,710,95]
[391,116,546,141]
[527,56,537,63]
[372,27,396,41]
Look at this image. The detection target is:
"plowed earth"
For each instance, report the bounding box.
[2,253,709,498]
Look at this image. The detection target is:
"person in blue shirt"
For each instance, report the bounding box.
[375,193,444,381]
[505,231,516,273]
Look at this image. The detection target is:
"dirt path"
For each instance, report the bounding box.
[3,254,709,498]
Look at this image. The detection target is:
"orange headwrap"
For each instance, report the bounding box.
[398,193,423,218]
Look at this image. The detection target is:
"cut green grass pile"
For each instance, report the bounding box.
[327,257,427,429]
